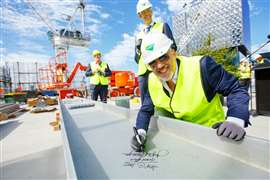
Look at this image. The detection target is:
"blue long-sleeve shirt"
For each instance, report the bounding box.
[136,56,250,131]
[135,22,177,64]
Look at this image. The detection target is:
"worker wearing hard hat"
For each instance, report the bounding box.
[85,50,112,103]
[131,33,250,152]
[239,58,251,90]
[254,54,265,64]
[135,0,177,105]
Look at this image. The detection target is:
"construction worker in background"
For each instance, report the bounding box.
[239,58,252,90]
[131,33,250,152]
[254,54,265,64]
[85,50,112,103]
[135,0,177,105]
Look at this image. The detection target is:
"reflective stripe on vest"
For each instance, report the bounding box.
[138,21,164,76]
[148,56,225,127]
[90,62,109,85]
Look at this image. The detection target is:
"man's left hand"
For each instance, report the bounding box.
[212,121,246,141]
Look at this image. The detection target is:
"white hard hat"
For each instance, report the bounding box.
[253,54,263,60]
[240,58,248,63]
[141,32,172,64]
[136,0,152,14]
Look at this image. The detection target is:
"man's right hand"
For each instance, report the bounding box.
[131,129,146,152]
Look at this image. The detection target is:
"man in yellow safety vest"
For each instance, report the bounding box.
[135,0,177,105]
[131,32,250,152]
[85,50,112,103]
[239,58,251,90]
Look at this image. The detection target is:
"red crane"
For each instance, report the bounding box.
[58,62,87,99]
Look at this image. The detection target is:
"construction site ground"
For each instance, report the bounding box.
[0,100,269,179]
[0,105,66,179]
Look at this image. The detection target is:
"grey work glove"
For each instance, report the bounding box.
[131,128,146,152]
[212,121,246,141]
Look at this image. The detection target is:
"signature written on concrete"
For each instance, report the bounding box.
[122,150,169,171]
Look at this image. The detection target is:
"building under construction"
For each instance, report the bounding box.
[0,63,12,95]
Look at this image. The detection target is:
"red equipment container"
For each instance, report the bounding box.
[115,72,129,87]
[109,71,139,97]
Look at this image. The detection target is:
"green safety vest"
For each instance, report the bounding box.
[90,61,109,85]
[239,66,251,79]
[148,56,225,127]
[138,21,164,76]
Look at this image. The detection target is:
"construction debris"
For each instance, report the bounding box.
[0,104,24,121]
[30,106,57,113]
[50,112,61,131]
[27,96,58,107]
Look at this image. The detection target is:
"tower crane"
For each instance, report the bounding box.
[47,0,90,48]
[26,0,91,98]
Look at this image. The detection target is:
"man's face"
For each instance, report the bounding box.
[94,54,101,63]
[148,49,177,81]
[138,8,152,25]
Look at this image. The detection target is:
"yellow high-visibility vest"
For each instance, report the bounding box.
[90,62,109,85]
[148,56,225,127]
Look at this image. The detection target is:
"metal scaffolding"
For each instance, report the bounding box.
[8,61,47,91]
[0,62,12,94]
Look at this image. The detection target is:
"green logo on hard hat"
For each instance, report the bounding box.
[146,44,154,51]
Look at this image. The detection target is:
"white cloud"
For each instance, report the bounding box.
[87,23,102,35]
[2,0,111,41]
[102,22,147,71]
[69,47,90,65]
[153,7,170,23]
[164,0,193,14]
[117,20,124,24]
[0,47,6,54]
[2,4,46,37]
[3,51,50,63]
[101,13,110,19]
[248,0,262,17]
[103,33,135,70]
[0,47,7,65]
[17,40,48,53]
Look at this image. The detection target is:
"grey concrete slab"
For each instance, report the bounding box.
[60,99,270,179]
[223,106,270,141]
[247,115,270,140]
[0,108,66,179]
[1,146,66,179]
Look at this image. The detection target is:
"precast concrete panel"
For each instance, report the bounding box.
[59,98,270,179]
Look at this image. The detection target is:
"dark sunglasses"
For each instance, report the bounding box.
[148,53,170,69]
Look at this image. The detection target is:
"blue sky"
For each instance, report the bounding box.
[1,0,269,75]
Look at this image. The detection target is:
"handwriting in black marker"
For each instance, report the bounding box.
[122,149,169,171]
